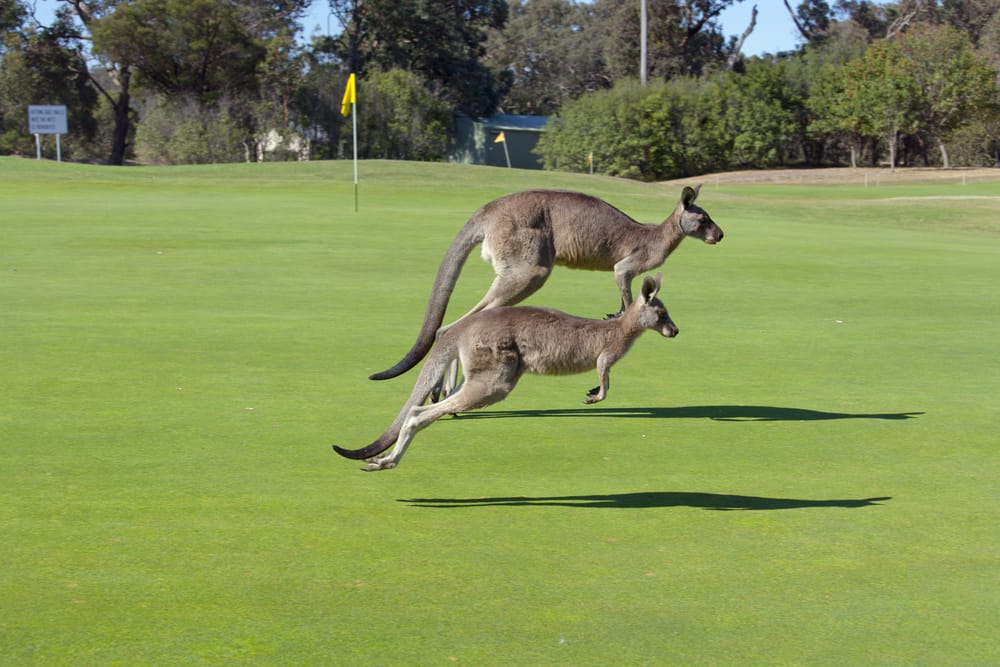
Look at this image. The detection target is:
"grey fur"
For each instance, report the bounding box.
[335,273,677,471]
[370,186,721,381]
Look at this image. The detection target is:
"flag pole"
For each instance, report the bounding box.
[352,98,358,212]
[494,131,511,168]
[341,73,359,212]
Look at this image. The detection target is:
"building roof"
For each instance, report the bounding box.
[480,114,550,132]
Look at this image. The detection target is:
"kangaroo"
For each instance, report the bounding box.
[370,185,721,381]
[335,273,677,471]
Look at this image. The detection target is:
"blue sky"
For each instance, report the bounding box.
[718,1,803,55]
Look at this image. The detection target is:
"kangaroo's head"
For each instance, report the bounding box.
[676,184,724,245]
[636,272,678,338]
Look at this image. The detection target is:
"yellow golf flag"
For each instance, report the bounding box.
[494,131,506,143]
[340,73,356,116]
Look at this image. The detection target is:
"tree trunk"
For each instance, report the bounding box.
[888,129,897,170]
[108,67,132,166]
[727,5,758,71]
[937,137,951,169]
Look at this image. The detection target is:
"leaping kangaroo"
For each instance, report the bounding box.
[369,185,721,381]
[335,273,677,471]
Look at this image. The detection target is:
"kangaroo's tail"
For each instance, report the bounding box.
[333,435,398,460]
[368,215,484,381]
[335,346,451,460]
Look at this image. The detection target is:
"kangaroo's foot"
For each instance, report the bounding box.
[584,386,606,404]
[362,458,397,472]
[605,299,626,320]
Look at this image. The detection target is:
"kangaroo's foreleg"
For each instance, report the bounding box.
[584,351,618,404]
[612,260,639,312]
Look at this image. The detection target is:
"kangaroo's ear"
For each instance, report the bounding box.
[641,273,661,302]
[681,184,702,209]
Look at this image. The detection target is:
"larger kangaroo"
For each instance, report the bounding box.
[335,273,677,471]
[369,185,721,381]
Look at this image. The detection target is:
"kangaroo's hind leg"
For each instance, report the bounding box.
[440,226,556,336]
[366,357,522,470]
[431,228,552,401]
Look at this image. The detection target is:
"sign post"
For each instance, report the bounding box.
[28,105,68,161]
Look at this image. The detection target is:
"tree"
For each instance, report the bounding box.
[841,39,919,168]
[0,6,101,159]
[785,0,832,44]
[536,76,755,180]
[593,0,732,80]
[134,94,245,164]
[88,0,310,104]
[354,68,453,161]
[52,0,136,165]
[54,0,307,164]
[1,0,25,41]
[790,19,871,164]
[808,59,868,165]
[331,0,508,116]
[940,0,1000,48]
[835,0,891,40]
[484,0,609,115]
[896,23,997,167]
[716,59,797,167]
[292,38,350,159]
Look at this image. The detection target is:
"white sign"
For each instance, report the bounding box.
[28,105,68,135]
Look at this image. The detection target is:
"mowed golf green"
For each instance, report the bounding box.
[1,157,997,665]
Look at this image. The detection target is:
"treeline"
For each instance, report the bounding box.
[539,22,999,179]
[1,0,998,177]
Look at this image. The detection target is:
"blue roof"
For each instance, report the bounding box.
[482,114,550,132]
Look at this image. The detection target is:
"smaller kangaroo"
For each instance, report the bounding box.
[370,185,721,381]
[334,273,677,471]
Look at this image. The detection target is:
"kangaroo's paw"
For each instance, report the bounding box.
[584,387,605,404]
[604,311,623,320]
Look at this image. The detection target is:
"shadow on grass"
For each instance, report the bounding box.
[399,493,892,511]
[452,405,923,422]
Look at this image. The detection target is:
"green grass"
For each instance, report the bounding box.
[1,157,998,665]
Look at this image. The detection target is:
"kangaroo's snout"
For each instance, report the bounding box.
[705,225,723,244]
[661,323,679,338]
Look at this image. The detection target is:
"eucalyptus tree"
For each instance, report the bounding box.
[0,2,100,158]
[592,0,732,80]
[328,0,508,116]
[896,23,997,167]
[484,0,610,115]
[54,0,307,164]
[838,39,918,168]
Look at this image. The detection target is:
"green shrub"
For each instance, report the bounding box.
[135,95,246,165]
[354,68,453,161]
